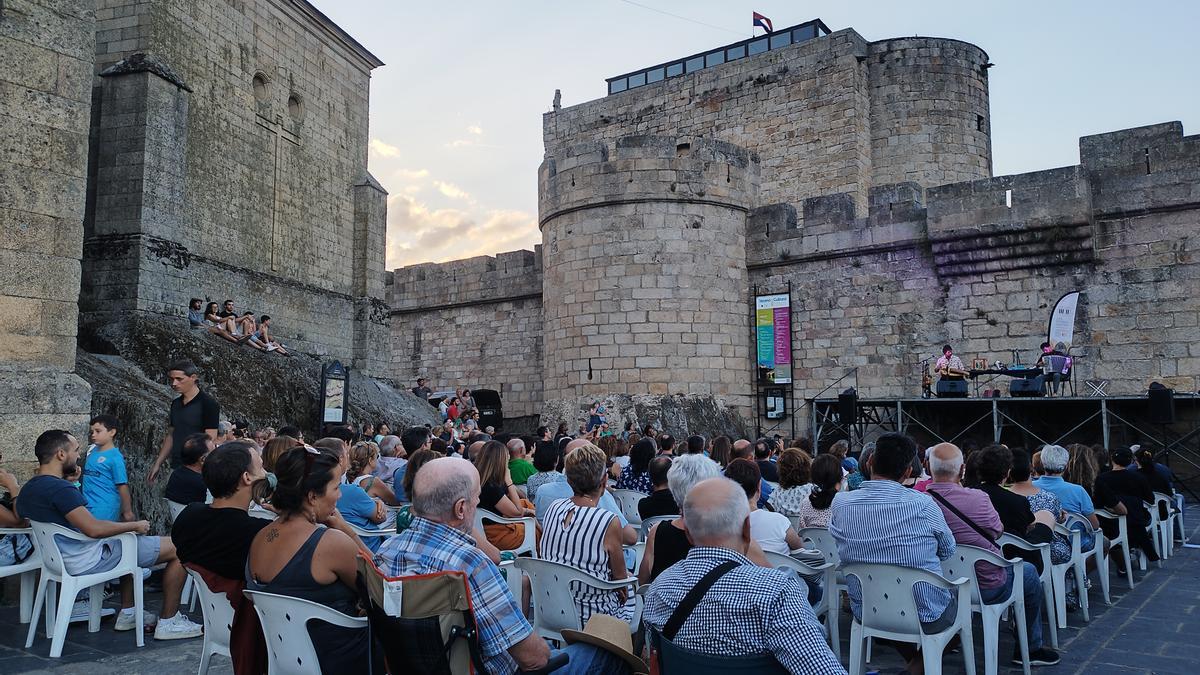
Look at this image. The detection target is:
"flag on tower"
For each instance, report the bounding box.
[753,12,773,34]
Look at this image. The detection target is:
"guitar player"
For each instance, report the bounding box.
[935,344,969,379]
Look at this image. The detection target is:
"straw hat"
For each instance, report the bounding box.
[560,614,648,675]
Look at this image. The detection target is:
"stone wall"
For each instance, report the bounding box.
[80,0,390,373]
[0,0,96,472]
[388,250,545,418]
[544,29,991,218]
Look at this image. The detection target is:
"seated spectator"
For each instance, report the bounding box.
[685,434,706,455]
[247,446,377,673]
[971,446,1057,545]
[638,454,721,584]
[1033,445,1100,542]
[202,301,243,343]
[246,315,289,356]
[925,443,1058,666]
[261,434,300,474]
[1064,443,1101,500]
[536,440,636,544]
[396,427,432,496]
[83,414,134,522]
[338,443,392,552]
[373,434,406,491]
[350,441,398,504]
[276,425,304,444]
[187,297,205,328]
[657,434,676,457]
[507,438,537,485]
[797,454,843,528]
[615,438,655,493]
[172,441,269,580]
[709,435,733,468]
[0,461,33,569]
[526,440,565,502]
[638,456,676,520]
[610,437,631,472]
[754,438,779,482]
[164,433,213,506]
[541,444,636,624]
[217,299,254,337]
[725,459,803,555]
[846,442,872,490]
[1133,446,1173,495]
[16,430,202,639]
[476,440,538,550]
[830,432,955,674]
[376,458,629,674]
[1094,447,1159,561]
[1007,449,1073,565]
[766,447,813,517]
[643,477,844,673]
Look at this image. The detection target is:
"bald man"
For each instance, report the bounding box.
[731,438,753,461]
[644,478,844,673]
[534,440,636,543]
[376,459,628,675]
[926,443,1058,666]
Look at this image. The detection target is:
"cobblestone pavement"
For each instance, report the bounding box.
[2,507,1196,674]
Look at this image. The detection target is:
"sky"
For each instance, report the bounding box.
[311,1,1200,272]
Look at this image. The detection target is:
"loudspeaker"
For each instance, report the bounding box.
[838,388,858,424]
[936,380,968,398]
[1148,385,1176,424]
[1010,379,1044,397]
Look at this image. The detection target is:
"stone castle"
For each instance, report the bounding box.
[388,21,1200,433]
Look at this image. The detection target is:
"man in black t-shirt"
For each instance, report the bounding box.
[150,360,220,482]
[172,441,269,580]
[164,434,213,505]
[638,456,677,519]
[1094,447,1159,560]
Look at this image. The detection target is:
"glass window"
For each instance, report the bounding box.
[685,56,705,72]
[646,67,665,83]
[666,62,684,77]
[769,32,792,50]
[628,72,646,88]
[748,38,768,56]
[727,45,746,61]
[609,78,627,94]
[705,50,724,67]
[793,25,817,43]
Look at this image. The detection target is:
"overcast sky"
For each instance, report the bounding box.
[311,1,1200,271]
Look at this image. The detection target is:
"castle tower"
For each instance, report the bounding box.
[538,136,759,433]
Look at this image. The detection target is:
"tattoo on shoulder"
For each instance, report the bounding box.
[265,527,279,543]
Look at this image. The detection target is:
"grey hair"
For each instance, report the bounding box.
[412,461,475,521]
[378,435,402,456]
[929,448,963,478]
[1040,445,1069,473]
[217,420,233,434]
[667,454,720,506]
[682,477,749,543]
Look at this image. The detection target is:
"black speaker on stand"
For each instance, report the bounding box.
[1148,383,1176,424]
[838,388,858,425]
[936,380,968,398]
[1010,379,1044,397]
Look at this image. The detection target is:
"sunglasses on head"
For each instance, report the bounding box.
[301,444,322,480]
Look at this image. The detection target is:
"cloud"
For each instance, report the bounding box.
[433,180,471,201]
[369,138,400,158]
[466,125,483,136]
[445,139,473,148]
[385,195,540,270]
[393,168,429,180]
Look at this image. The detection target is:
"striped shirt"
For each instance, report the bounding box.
[829,479,956,623]
[540,498,635,623]
[644,547,845,674]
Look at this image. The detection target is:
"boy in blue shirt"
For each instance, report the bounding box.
[84,415,133,522]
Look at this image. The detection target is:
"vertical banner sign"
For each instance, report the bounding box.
[321,360,349,424]
[755,293,792,384]
[1047,292,1080,350]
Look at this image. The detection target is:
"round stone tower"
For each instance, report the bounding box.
[867,37,993,189]
[537,135,759,434]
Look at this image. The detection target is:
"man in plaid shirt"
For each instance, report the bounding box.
[644,477,845,674]
[375,458,627,675]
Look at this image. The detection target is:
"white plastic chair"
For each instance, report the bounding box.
[843,562,975,675]
[244,589,367,675]
[997,533,1058,649]
[626,541,646,576]
[609,488,646,528]
[1141,500,1164,567]
[344,522,396,542]
[164,499,187,521]
[0,527,42,624]
[762,550,839,655]
[186,568,234,675]
[474,508,538,557]
[515,557,641,644]
[248,505,276,521]
[1151,493,1175,559]
[1050,514,1099,627]
[1095,509,1134,593]
[941,544,1031,675]
[163,499,198,612]
[798,527,849,613]
[639,515,676,543]
[24,521,146,657]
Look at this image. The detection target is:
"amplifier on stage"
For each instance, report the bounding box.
[936,380,968,398]
[1010,379,1044,397]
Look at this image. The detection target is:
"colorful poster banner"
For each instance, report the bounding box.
[755,293,791,384]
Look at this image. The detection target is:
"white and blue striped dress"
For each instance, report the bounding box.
[540,498,636,624]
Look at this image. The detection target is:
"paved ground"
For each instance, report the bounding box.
[1,508,1197,674]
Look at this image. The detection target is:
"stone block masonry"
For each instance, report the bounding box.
[0,0,97,472]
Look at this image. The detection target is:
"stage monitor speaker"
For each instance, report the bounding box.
[1148,385,1175,424]
[838,388,858,423]
[1010,379,1044,397]
[936,380,968,398]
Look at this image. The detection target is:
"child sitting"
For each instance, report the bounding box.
[247,315,290,356]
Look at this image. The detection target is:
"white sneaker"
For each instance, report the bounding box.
[114,608,158,631]
[68,599,116,623]
[153,612,203,640]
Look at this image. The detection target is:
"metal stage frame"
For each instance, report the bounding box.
[804,394,1200,496]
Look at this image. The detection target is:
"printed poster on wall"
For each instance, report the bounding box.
[755,293,792,384]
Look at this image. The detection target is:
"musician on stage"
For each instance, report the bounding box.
[935,344,967,380]
[1034,341,1071,395]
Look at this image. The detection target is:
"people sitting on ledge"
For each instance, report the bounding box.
[191,299,291,355]
[200,301,245,343]
[246,315,289,356]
